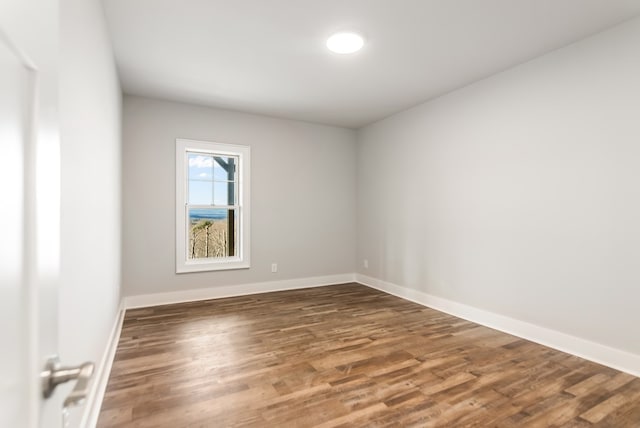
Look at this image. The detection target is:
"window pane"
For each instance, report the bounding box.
[214,181,235,205]
[214,156,236,181]
[188,208,236,259]
[188,153,214,180]
[188,180,213,205]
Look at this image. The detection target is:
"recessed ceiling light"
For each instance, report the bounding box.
[326,32,364,54]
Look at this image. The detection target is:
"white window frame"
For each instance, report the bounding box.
[176,138,250,273]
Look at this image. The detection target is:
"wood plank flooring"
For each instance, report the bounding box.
[98,283,640,427]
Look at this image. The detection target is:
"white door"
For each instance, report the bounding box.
[0,1,82,426]
[0,29,40,427]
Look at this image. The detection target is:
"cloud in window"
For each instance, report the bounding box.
[189,155,213,168]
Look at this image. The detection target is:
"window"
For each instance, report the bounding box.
[176,139,250,273]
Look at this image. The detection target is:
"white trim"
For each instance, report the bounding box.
[175,138,251,273]
[79,303,126,428]
[356,273,640,378]
[123,274,356,309]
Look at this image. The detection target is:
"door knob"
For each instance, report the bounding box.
[41,356,95,407]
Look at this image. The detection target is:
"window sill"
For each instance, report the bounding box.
[176,258,250,274]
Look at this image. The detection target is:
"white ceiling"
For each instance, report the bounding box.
[102,0,640,128]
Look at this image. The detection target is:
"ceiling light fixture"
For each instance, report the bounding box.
[326,32,364,54]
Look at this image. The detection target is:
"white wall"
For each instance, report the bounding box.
[357,17,640,356]
[59,0,121,417]
[122,96,356,297]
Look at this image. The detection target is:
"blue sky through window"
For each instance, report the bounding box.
[188,153,236,206]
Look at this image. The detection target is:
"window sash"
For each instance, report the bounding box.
[187,150,238,206]
[185,206,240,261]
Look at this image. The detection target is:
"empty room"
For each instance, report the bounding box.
[3,0,640,427]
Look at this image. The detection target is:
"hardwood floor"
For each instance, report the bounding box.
[98,283,640,427]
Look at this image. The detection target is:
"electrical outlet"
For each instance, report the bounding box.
[271,263,278,273]
[363,259,369,269]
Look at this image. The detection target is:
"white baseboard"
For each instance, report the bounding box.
[356,273,640,378]
[80,303,126,428]
[123,273,356,309]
